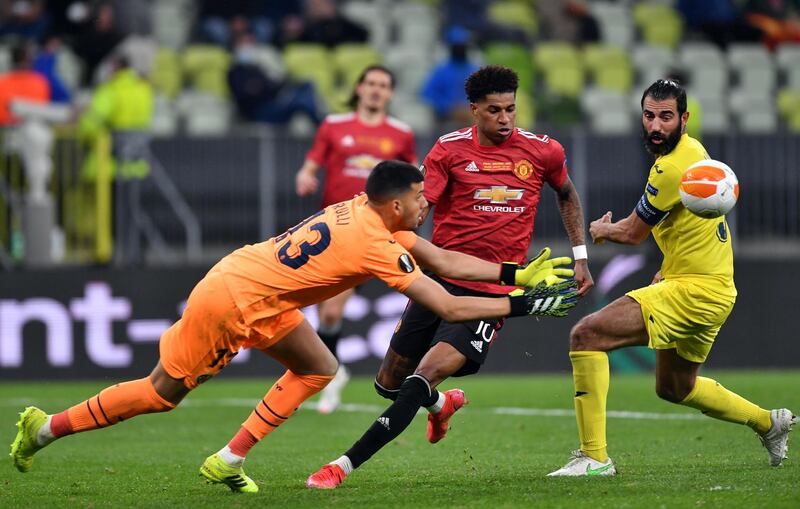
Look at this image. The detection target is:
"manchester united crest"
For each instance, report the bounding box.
[514,159,533,180]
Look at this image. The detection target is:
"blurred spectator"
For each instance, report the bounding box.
[78,55,153,266]
[276,0,367,48]
[677,0,761,47]
[419,26,479,125]
[441,0,529,46]
[110,0,152,36]
[47,0,91,39]
[0,0,50,42]
[743,0,800,49]
[72,2,124,85]
[197,0,292,47]
[227,33,323,125]
[537,0,600,45]
[33,35,71,103]
[0,41,49,126]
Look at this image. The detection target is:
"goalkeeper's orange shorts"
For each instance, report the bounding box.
[159,268,304,389]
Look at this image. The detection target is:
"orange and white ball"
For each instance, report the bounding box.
[679,159,740,219]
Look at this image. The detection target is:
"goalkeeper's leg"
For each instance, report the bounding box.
[11,363,184,473]
[204,319,336,492]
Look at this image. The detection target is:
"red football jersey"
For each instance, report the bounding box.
[306,112,417,206]
[422,126,569,294]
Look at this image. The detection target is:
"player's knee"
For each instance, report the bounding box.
[569,316,598,351]
[655,379,691,403]
[374,378,399,401]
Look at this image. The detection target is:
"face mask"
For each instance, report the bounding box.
[236,47,255,64]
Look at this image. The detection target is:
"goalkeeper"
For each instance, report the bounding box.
[11,160,576,493]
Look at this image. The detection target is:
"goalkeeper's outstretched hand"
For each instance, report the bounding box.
[504,247,575,288]
[508,279,580,317]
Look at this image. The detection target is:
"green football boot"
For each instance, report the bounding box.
[10,406,48,472]
[199,453,259,493]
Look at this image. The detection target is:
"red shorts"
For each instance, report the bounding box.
[159,269,304,389]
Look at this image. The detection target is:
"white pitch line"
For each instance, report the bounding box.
[0,397,703,421]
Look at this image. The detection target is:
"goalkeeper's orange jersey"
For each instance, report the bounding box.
[214,194,422,325]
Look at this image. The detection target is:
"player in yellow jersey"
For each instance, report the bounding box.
[548,79,797,477]
[9,161,578,492]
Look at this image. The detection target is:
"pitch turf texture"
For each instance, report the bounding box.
[2,372,798,508]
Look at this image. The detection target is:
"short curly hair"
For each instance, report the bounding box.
[464,65,519,103]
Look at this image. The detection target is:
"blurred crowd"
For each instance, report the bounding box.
[0,0,799,134]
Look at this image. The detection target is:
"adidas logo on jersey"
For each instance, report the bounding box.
[471,340,483,352]
[377,417,390,430]
[465,161,480,172]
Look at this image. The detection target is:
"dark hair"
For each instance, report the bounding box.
[11,42,31,67]
[347,64,395,109]
[366,160,424,203]
[641,79,687,116]
[464,65,518,103]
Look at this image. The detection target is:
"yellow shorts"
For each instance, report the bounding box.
[159,269,304,389]
[626,278,735,363]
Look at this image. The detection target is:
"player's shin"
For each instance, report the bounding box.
[230,371,333,460]
[679,376,772,433]
[570,351,610,462]
[344,375,433,469]
[50,377,175,438]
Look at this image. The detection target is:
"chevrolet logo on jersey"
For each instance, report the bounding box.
[473,186,524,204]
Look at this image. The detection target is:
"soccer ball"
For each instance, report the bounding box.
[678,159,740,219]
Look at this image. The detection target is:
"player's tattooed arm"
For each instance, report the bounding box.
[554,177,594,296]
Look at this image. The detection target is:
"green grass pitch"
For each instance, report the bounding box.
[2,371,799,508]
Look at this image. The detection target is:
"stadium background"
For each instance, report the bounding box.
[1,0,799,380]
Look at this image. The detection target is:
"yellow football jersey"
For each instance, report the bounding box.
[634,134,736,297]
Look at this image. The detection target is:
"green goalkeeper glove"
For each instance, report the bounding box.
[498,247,575,288]
[507,279,579,317]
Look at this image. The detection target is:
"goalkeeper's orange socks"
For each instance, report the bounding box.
[679,376,772,433]
[570,351,610,462]
[48,377,174,439]
[217,370,333,465]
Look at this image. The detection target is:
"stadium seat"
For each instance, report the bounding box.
[0,45,9,73]
[151,47,182,99]
[249,44,288,82]
[590,2,634,47]
[151,94,178,136]
[178,92,232,136]
[488,1,538,38]
[342,0,391,51]
[392,3,438,47]
[693,94,729,134]
[333,44,382,91]
[679,42,728,97]
[55,45,83,92]
[583,44,633,93]
[534,43,584,98]
[776,88,800,132]
[484,43,535,92]
[383,45,434,96]
[513,90,536,129]
[632,3,683,49]
[775,43,800,89]
[632,44,675,90]
[388,92,434,134]
[182,45,231,98]
[727,43,776,95]
[283,44,335,109]
[582,87,632,134]
[729,91,777,133]
[153,0,193,49]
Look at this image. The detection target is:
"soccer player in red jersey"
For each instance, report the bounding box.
[307,65,594,489]
[295,64,417,413]
[10,161,578,493]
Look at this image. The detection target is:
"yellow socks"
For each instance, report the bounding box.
[679,376,772,434]
[570,351,610,462]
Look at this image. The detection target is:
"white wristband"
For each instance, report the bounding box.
[572,245,588,260]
